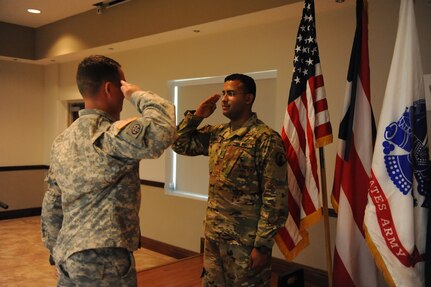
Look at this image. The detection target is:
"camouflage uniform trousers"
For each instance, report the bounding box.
[56,247,137,287]
[202,238,271,287]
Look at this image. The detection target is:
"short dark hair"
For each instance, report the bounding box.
[76,55,121,97]
[224,73,256,97]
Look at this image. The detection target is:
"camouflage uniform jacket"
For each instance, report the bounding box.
[41,90,176,264]
[172,112,288,249]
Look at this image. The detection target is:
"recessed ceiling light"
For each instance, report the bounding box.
[27,9,41,14]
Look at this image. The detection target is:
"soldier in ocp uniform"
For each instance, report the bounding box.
[41,55,177,286]
[172,74,289,286]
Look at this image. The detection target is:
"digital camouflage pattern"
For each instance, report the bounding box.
[41,90,176,265]
[57,248,136,287]
[172,112,288,249]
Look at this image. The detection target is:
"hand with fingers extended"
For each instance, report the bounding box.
[120,80,142,100]
[195,94,221,118]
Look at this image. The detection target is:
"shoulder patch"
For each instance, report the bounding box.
[126,122,143,138]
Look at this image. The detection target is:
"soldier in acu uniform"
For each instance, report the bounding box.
[172,73,289,287]
[41,55,177,286]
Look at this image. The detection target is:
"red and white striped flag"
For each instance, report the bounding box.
[364,0,430,286]
[276,0,332,260]
[331,1,379,286]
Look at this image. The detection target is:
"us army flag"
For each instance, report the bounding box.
[363,0,431,286]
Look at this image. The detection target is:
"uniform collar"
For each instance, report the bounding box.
[222,113,258,139]
[78,109,116,122]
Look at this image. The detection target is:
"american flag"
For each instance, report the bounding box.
[275,0,333,260]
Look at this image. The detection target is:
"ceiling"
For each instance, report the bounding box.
[0,0,352,29]
[0,0,355,64]
[0,0,98,28]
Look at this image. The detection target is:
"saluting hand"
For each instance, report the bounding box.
[195,94,221,118]
[121,80,142,100]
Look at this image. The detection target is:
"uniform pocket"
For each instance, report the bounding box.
[110,249,134,278]
[221,147,243,177]
[223,143,255,180]
[65,250,105,281]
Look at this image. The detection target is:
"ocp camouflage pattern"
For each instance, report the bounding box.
[172,112,288,250]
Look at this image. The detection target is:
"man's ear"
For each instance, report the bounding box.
[246,93,254,105]
[104,81,111,96]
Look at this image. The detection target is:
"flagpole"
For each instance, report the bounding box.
[319,147,333,287]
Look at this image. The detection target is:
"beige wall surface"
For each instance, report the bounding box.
[0,22,34,59]
[0,0,430,275]
[0,170,47,211]
[0,60,45,166]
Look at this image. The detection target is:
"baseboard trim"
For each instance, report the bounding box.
[0,165,49,172]
[140,236,198,259]
[0,207,42,220]
[140,180,164,188]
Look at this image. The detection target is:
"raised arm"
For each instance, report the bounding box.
[99,81,177,160]
[172,94,221,156]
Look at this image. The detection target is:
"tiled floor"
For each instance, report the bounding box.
[0,216,176,287]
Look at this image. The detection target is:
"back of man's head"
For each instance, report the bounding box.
[76,55,121,97]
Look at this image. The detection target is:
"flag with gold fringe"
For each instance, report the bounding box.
[276,0,332,260]
[364,0,430,286]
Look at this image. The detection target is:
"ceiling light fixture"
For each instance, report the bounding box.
[27,9,41,14]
